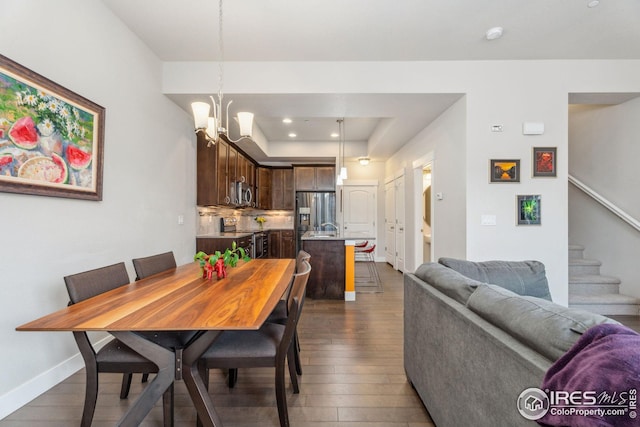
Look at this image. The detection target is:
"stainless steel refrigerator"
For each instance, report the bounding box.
[295,192,336,251]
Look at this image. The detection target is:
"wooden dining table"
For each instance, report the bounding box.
[16,258,296,427]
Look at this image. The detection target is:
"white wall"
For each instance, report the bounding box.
[569,99,640,298]
[166,59,640,305]
[0,0,196,416]
[387,96,467,271]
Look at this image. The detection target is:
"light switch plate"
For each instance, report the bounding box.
[481,215,497,226]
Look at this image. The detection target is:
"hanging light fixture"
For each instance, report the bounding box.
[336,119,347,185]
[191,0,254,147]
[339,118,348,180]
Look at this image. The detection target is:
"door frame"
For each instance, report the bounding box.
[412,152,435,271]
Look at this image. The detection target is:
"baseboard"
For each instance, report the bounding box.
[0,335,111,419]
[344,291,356,301]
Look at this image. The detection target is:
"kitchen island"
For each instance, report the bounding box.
[301,231,374,300]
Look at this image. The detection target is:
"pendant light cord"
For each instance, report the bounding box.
[218,0,224,104]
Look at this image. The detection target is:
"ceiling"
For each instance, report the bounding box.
[102,0,640,164]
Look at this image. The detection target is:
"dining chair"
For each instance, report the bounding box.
[224,251,311,388]
[132,250,177,280]
[266,250,311,375]
[126,251,187,393]
[64,262,173,427]
[198,260,311,427]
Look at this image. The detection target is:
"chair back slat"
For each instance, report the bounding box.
[278,260,310,358]
[64,262,130,304]
[132,251,176,280]
[295,250,311,273]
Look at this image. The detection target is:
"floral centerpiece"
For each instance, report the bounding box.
[194,241,251,280]
[255,216,267,230]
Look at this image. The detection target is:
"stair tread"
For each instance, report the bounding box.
[569,274,621,284]
[568,258,602,266]
[569,293,640,304]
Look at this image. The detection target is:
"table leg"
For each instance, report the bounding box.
[111,331,175,427]
[182,330,224,427]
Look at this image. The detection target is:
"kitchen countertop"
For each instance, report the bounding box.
[197,229,294,239]
[301,231,375,241]
[196,232,254,238]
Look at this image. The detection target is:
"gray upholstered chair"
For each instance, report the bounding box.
[198,260,311,427]
[132,250,176,280]
[64,262,173,427]
[129,251,195,391]
[266,250,311,375]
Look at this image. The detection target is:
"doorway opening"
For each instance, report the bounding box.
[422,164,432,263]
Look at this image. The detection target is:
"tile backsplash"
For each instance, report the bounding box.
[197,207,294,235]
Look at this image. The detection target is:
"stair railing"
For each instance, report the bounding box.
[569,174,640,233]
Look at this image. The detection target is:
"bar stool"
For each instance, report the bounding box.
[355,244,381,285]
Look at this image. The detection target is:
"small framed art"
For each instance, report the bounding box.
[532,147,556,177]
[517,195,541,225]
[490,159,520,183]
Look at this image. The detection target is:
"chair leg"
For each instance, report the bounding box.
[120,373,133,399]
[162,383,174,427]
[228,368,238,388]
[293,332,303,375]
[81,363,99,427]
[287,343,299,394]
[275,362,290,427]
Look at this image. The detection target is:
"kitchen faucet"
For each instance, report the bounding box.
[321,222,339,231]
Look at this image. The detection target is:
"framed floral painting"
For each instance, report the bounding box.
[0,54,104,200]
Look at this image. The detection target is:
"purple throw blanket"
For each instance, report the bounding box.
[539,323,640,427]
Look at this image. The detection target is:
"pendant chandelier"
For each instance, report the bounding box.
[191,0,254,147]
[336,118,348,185]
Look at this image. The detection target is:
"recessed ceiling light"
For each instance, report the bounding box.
[282,118,292,124]
[288,133,297,138]
[330,132,339,138]
[587,0,599,7]
[485,27,504,41]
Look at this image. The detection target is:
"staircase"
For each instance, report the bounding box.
[569,244,640,315]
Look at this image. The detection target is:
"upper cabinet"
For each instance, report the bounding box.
[294,166,335,191]
[257,167,272,209]
[272,168,294,210]
[197,136,256,207]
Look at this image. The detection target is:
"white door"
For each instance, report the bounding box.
[384,180,396,265]
[343,186,376,237]
[394,175,406,272]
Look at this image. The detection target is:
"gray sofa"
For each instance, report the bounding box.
[404,258,617,427]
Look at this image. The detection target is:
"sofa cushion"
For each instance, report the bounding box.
[466,284,619,361]
[413,263,483,304]
[439,257,552,300]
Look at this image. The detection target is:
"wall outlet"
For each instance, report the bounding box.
[178,215,184,225]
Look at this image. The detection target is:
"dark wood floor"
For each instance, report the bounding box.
[0,263,434,427]
[2,264,638,427]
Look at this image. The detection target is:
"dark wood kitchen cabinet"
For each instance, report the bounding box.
[271,168,294,210]
[268,230,295,258]
[257,167,272,209]
[196,236,252,255]
[196,134,233,206]
[294,166,335,191]
[197,133,257,207]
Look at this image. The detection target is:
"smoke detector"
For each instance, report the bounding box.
[485,27,504,41]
